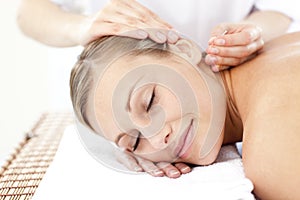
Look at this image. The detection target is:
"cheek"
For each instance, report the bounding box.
[158,87,182,122]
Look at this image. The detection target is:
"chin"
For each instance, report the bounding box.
[184,137,223,166]
[176,149,219,166]
[196,150,219,166]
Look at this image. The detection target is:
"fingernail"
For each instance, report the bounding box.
[156,31,167,42]
[212,65,220,72]
[247,42,257,51]
[168,31,179,43]
[181,166,191,173]
[208,36,217,44]
[249,27,262,41]
[169,170,180,176]
[134,166,143,172]
[256,26,263,36]
[209,47,219,54]
[214,38,225,45]
[206,55,218,65]
[153,170,164,176]
[137,30,148,38]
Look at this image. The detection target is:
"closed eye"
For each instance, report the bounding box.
[132,131,141,151]
[146,87,156,112]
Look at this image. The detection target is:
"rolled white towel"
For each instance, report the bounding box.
[32,125,255,200]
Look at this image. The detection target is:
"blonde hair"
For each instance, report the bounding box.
[70,36,170,131]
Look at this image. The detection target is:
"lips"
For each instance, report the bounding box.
[173,119,194,159]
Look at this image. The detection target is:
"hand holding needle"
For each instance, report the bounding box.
[206,24,264,72]
[206,30,230,72]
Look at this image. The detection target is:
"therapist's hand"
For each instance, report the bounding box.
[205,23,264,72]
[115,149,192,178]
[76,0,179,46]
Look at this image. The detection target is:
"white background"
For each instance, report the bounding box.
[0,0,80,164]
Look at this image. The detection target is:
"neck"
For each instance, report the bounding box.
[219,70,243,144]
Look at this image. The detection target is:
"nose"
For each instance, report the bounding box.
[142,123,172,149]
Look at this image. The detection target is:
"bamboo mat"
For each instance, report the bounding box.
[0,112,74,199]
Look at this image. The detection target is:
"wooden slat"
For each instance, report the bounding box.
[0,112,74,199]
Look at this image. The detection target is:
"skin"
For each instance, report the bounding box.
[224,32,300,199]
[88,32,300,199]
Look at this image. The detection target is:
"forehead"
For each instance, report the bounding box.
[95,52,193,96]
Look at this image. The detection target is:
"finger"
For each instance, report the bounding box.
[205,54,248,67]
[207,38,264,58]
[209,24,229,45]
[115,150,143,172]
[101,1,179,43]
[211,65,231,72]
[110,0,172,30]
[138,28,179,44]
[122,0,173,29]
[87,20,174,45]
[83,21,151,45]
[110,0,178,43]
[210,24,228,37]
[114,14,177,44]
[135,156,164,177]
[205,54,230,72]
[166,30,180,44]
[174,163,192,174]
[100,12,170,43]
[156,162,181,178]
[213,27,262,46]
[146,28,169,43]
[123,27,170,44]
[101,15,151,39]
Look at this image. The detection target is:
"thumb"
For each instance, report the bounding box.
[209,24,228,44]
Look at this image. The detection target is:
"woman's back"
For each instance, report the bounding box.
[227,32,300,199]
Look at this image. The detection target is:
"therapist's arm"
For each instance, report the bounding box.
[206,10,291,71]
[17,0,88,47]
[17,0,179,47]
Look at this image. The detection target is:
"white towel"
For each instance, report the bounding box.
[32,125,255,200]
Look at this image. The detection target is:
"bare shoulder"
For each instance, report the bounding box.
[263,31,300,52]
[242,32,300,120]
[233,32,300,118]
[239,32,300,199]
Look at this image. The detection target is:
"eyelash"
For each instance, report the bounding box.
[146,87,156,112]
[132,131,141,152]
[129,87,155,152]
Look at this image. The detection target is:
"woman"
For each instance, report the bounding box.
[70,31,300,199]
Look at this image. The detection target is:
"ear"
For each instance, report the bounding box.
[168,39,202,66]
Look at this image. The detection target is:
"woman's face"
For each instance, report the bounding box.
[89,50,225,165]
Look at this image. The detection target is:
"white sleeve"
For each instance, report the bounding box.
[50,0,91,14]
[50,0,108,15]
[255,0,300,32]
